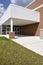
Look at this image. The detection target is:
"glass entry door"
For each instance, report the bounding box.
[2,25,6,34]
[2,25,10,35]
[6,25,10,34]
[13,26,21,35]
[2,25,21,35]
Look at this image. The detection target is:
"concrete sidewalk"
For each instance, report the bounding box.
[12,36,43,56]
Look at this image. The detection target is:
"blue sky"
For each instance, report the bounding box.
[0,0,33,17]
[0,0,33,9]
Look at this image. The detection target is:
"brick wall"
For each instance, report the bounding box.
[21,23,40,36]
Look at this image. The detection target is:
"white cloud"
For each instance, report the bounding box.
[10,0,16,4]
[0,13,3,17]
[0,13,2,16]
[0,3,3,7]
[22,0,26,3]
[0,3,5,18]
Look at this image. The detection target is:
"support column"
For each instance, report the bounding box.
[11,19,13,32]
[9,19,15,39]
[40,29,43,39]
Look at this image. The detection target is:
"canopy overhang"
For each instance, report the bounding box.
[0,4,40,26]
[3,18,39,26]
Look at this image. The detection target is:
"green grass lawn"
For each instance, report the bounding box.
[0,37,43,65]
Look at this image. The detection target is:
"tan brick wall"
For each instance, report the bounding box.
[22,23,40,36]
[27,0,43,9]
[36,7,43,29]
[26,0,43,36]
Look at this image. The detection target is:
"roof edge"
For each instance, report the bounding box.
[26,0,36,7]
[33,4,43,10]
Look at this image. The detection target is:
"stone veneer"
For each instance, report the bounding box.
[9,32,15,39]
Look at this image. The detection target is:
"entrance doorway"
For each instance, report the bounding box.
[13,26,21,35]
[6,25,10,34]
[2,25,10,34]
[2,25,22,35]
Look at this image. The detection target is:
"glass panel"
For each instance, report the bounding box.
[2,25,6,34]
[6,25,10,34]
[2,25,22,35]
[2,25,10,34]
[2,30,6,34]
[13,26,21,35]
[2,25,6,30]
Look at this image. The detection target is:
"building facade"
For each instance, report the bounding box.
[0,0,42,38]
[27,0,43,38]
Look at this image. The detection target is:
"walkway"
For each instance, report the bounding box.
[12,36,43,56]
